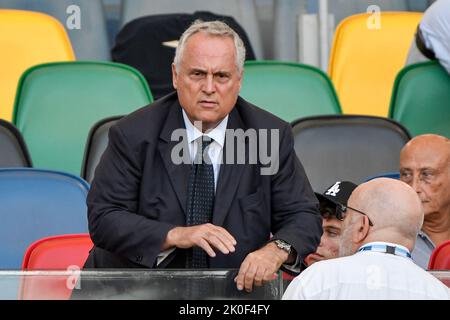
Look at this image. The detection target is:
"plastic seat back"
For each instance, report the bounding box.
[0,9,74,121]
[0,119,31,167]
[13,61,152,175]
[389,61,450,138]
[0,168,89,269]
[20,234,93,300]
[0,0,109,60]
[292,115,411,193]
[428,240,450,271]
[81,116,122,184]
[240,61,341,122]
[329,12,422,117]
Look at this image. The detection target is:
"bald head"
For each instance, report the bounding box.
[401,134,450,162]
[400,134,450,218]
[339,178,424,254]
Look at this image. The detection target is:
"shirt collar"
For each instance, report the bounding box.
[358,241,411,255]
[182,109,228,148]
[418,230,436,246]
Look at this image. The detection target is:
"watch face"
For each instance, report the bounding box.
[276,240,291,253]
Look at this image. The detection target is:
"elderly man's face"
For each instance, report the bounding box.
[400,141,450,217]
[172,32,242,131]
[305,216,344,266]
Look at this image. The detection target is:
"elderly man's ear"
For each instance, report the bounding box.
[353,216,371,244]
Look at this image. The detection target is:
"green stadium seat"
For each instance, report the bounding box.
[389,61,450,138]
[13,61,153,175]
[240,61,341,122]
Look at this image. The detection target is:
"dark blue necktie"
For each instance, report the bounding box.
[186,136,215,268]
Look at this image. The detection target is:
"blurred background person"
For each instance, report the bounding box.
[400,134,450,269]
[406,0,450,74]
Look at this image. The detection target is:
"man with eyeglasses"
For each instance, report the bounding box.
[304,181,359,267]
[283,178,450,299]
[400,134,450,269]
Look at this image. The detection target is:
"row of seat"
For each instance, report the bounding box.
[1,59,449,180]
[0,8,431,122]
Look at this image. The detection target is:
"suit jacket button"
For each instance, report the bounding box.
[136,255,142,262]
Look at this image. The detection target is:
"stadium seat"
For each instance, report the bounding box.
[389,61,450,138]
[13,61,152,176]
[292,115,411,193]
[119,0,263,59]
[0,119,32,167]
[0,9,74,121]
[329,12,422,117]
[428,240,450,270]
[0,168,89,269]
[240,61,342,122]
[0,0,110,60]
[20,234,93,300]
[81,116,122,184]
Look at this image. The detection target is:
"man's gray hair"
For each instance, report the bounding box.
[173,20,246,72]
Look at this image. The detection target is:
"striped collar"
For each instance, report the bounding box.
[358,242,412,258]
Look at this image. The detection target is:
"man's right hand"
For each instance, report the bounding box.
[163,223,237,257]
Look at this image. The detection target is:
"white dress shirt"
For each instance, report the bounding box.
[156,111,228,265]
[420,0,450,73]
[283,241,450,300]
[182,109,228,191]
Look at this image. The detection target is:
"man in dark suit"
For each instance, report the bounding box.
[85,20,322,292]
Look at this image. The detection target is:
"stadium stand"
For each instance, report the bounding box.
[389,61,450,138]
[240,61,341,121]
[81,116,122,184]
[291,115,411,193]
[12,61,152,176]
[0,119,32,167]
[0,168,89,269]
[329,12,422,117]
[0,9,74,121]
[0,0,110,60]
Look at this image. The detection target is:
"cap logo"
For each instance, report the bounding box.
[325,181,341,197]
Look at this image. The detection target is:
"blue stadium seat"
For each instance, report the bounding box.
[0,168,89,269]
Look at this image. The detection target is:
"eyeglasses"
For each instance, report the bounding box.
[319,202,374,226]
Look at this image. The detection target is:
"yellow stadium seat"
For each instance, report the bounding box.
[0,9,74,121]
[329,12,422,117]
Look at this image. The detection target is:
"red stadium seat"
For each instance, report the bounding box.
[428,240,450,270]
[20,234,93,300]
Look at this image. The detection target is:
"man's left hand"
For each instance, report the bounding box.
[235,242,289,292]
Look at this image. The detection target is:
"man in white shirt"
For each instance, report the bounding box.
[283,178,450,300]
[406,0,450,74]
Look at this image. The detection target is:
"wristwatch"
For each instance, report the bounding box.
[273,239,292,255]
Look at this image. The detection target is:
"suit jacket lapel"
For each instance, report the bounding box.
[213,106,247,226]
[158,102,191,216]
